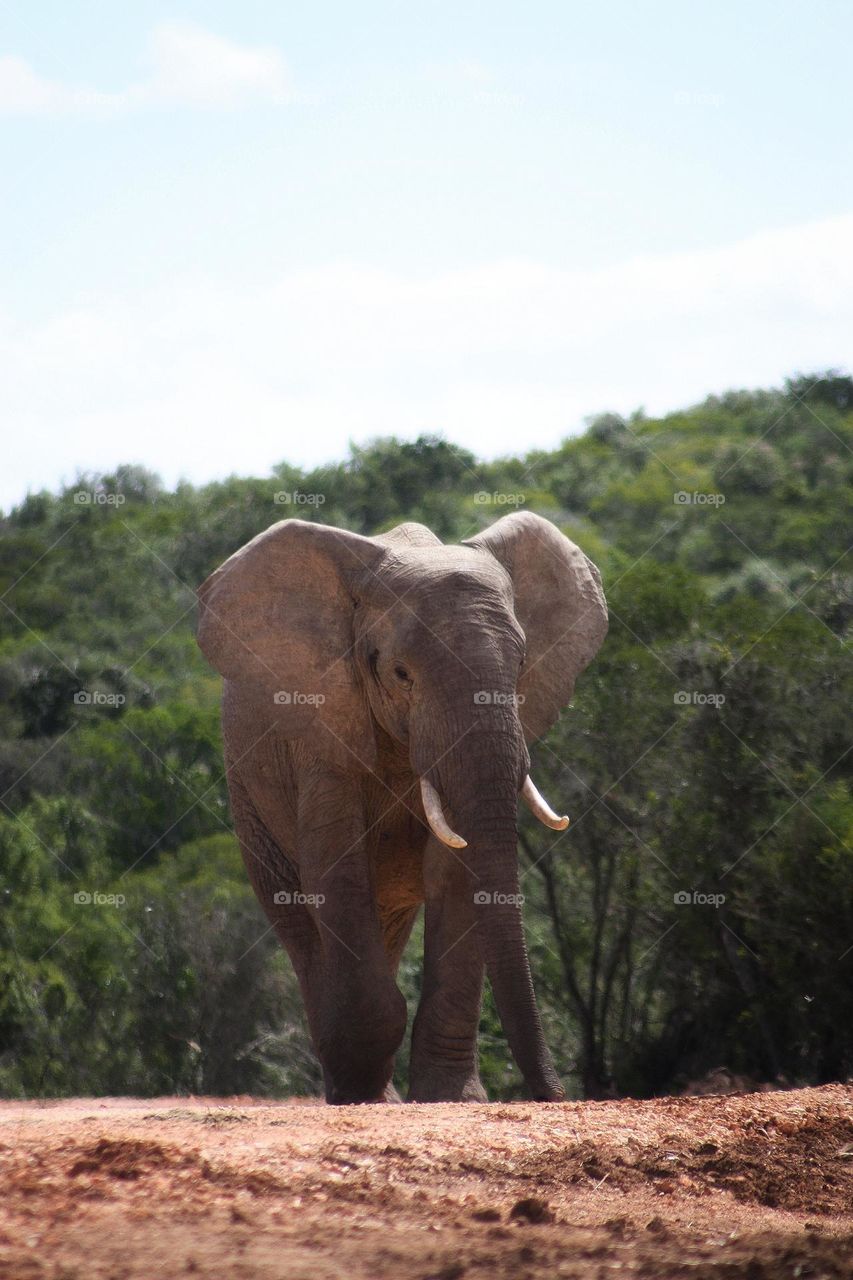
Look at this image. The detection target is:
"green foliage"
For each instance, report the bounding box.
[1,373,851,1099]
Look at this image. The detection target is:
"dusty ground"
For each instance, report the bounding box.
[1,1086,852,1279]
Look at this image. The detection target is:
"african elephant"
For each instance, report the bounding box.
[196,512,607,1104]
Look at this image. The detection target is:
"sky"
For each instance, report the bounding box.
[2,0,852,510]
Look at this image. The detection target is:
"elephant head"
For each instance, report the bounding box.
[197,512,607,1100]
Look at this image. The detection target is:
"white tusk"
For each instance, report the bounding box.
[419,777,467,849]
[522,776,570,830]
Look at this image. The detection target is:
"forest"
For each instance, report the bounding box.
[1,372,851,1100]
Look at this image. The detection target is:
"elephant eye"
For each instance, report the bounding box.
[394,664,412,686]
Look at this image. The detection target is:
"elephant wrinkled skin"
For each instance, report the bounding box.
[196,513,608,1104]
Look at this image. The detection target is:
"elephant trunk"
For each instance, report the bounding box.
[417,705,564,1102]
[466,806,565,1100]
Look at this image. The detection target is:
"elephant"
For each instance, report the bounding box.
[196,512,608,1104]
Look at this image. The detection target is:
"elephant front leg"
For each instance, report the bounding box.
[408,838,488,1103]
[298,771,408,1104]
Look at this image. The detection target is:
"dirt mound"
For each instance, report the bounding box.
[497,1103,853,1215]
[5,1133,287,1215]
[67,1137,196,1181]
[1,1086,851,1278]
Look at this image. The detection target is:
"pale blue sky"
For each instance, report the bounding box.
[2,1,852,509]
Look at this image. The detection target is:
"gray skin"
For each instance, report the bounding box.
[196,512,607,1104]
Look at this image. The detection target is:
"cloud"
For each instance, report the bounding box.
[0,54,113,114]
[0,55,63,112]
[0,21,292,115]
[2,213,852,508]
[136,21,291,108]
[421,58,495,88]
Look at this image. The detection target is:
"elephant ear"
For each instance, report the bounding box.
[197,519,384,771]
[464,512,608,742]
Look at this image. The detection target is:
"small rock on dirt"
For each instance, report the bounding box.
[510,1197,554,1224]
[471,1207,502,1222]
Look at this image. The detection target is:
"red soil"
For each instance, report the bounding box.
[1,1085,851,1278]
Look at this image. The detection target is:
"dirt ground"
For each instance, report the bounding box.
[1,1085,851,1279]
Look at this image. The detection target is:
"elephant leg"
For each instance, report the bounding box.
[297,768,408,1105]
[408,838,488,1103]
[226,765,320,991]
[378,903,421,1103]
[381,902,421,974]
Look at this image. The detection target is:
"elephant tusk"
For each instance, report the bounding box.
[522,776,570,830]
[419,778,467,849]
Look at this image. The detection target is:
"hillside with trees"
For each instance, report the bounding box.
[1,373,851,1100]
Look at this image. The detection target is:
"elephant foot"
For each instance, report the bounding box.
[319,988,408,1105]
[527,1064,566,1102]
[407,1066,488,1103]
[323,1055,400,1105]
